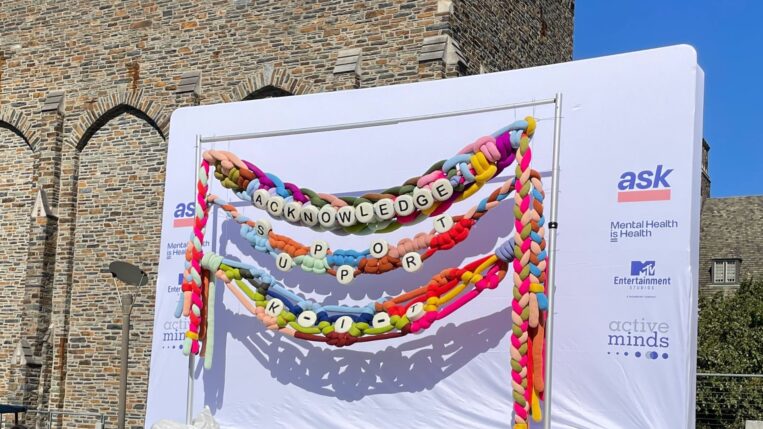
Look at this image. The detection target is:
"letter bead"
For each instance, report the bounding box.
[373,199,395,221]
[369,239,388,258]
[401,252,423,273]
[412,187,434,210]
[297,311,318,328]
[283,201,303,223]
[300,205,320,227]
[336,265,355,284]
[432,178,454,201]
[318,205,337,228]
[394,194,415,216]
[406,302,425,321]
[252,189,270,209]
[372,312,391,328]
[433,214,454,233]
[334,316,354,334]
[255,219,272,237]
[266,195,285,217]
[336,206,356,227]
[355,202,375,224]
[276,252,293,272]
[265,298,285,317]
[310,240,329,259]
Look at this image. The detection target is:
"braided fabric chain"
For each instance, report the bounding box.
[204,174,537,284]
[509,117,548,428]
[196,240,512,349]
[180,160,211,357]
[200,122,533,235]
[178,116,547,424]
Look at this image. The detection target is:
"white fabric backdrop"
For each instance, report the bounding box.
[146,45,704,428]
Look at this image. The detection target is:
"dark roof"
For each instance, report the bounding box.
[701,195,763,260]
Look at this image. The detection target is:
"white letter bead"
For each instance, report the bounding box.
[300,205,320,226]
[297,311,318,328]
[373,198,395,220]
[275,253,293,272]
[265,298,285,317]
[433,214,454,233]
[318,205,337,228]
[266,195,285,217]
[412,187,434,210]
[252,189,270,209]
[369,239,388,258]
[283,201,302,223]
[401,252,423,273]
[406,302,425,321]
[372,312,391,328]
[336,265,354,284]
[432,178,454,201]
[336,206,356,227]
[393,194,415,216]
[355,202,375,224]
[334,316,354,334]
[310,240,329,259]
[255,219,272,237]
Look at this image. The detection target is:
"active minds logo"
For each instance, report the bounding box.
[607,318,670,361]
[617,165,673,203]
[173,201,195,228]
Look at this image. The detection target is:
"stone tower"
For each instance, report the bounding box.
[0,1,574,427]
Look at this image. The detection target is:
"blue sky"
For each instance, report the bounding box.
[574,1,763,197]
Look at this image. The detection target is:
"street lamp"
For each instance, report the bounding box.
[108,261,148,429]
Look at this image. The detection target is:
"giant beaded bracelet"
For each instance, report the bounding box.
[200,172,540,285]
[180,117,547,427]
[202,118,535,235]
[185,239,514,349]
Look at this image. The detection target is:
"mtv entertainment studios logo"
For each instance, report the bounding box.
[609,218,679,242]
[607,318,670,361]
[613,261,672,298]
[617,165,673,203]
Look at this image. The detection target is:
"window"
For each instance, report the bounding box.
[712,259,740,284]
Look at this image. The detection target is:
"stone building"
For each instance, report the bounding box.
[699,142,763,295]
[0,1,574,427]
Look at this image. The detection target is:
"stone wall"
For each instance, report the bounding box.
[0,1,574,427]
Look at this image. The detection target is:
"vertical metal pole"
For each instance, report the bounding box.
[118,293,133,429]
[542,93,563,429]
[186,134,201,425]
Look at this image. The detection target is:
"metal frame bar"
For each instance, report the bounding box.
[542,93,563,429]
[187,95,563,426]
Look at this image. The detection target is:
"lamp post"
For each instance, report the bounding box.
[109,261,148,429]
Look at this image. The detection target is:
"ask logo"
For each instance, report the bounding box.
[617,165,673,203]
[172,201,195,228]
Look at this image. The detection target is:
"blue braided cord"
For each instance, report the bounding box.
[266,289,300,313]
[265,173,291,198]
[509,130,522,149]
[443,153,472,172]
[529,264,542,277]
[537,250,548,261]
[529,230,543,243]
[246,179,260,194]
[326,249,369,267]
[491,119,527,137]
[269,284,304,305]
[459,162,475,181]
[536,293,549,310]
[508,120,529,131]
[531,187,543,201]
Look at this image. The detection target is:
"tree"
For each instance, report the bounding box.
[696,279,763,428]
